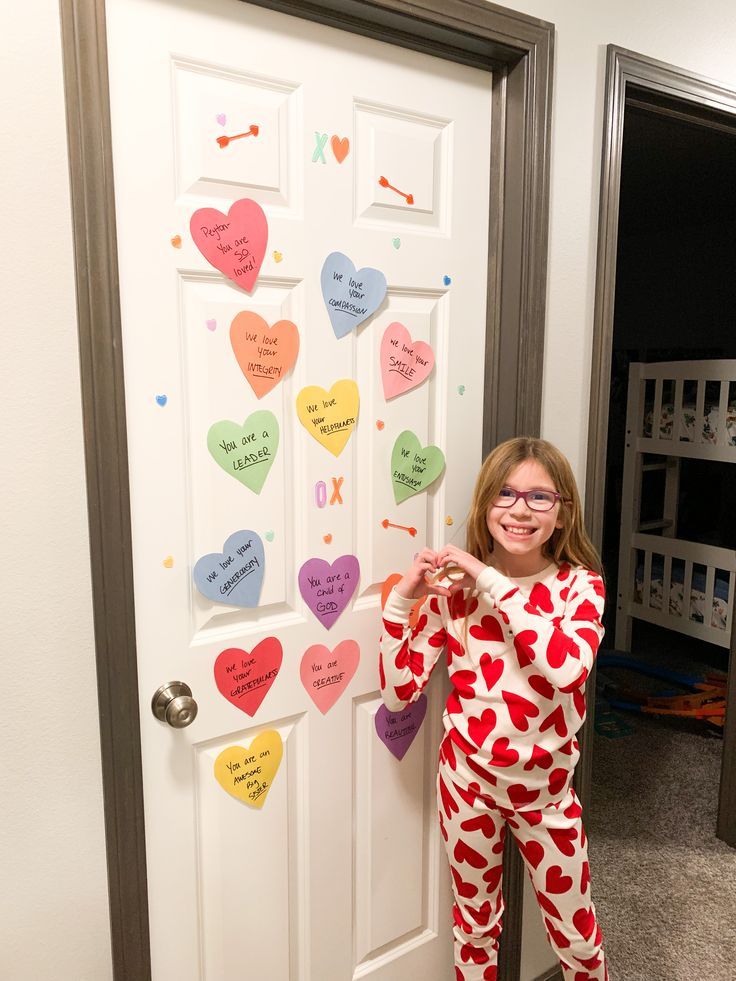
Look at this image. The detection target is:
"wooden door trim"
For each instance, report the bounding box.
[581,44,736,846]
[59,1,554,977]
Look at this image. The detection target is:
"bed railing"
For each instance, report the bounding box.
[629,359,736,461]
[616,532,736,650]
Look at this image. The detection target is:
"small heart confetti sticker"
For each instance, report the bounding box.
[457,385,466,396]
[265,530,275,542]
[206,318,217,332]
[162,555,174,568]
[216,113,226,126]
[155,395,167,407]
[171,235,182,248]
[376,420,385,431]
[392,237,400,249]
[213,731,283,808]
[443,275,451,286]
[445,516,454,526]
[323,534,332,544]
[273,250,283,263]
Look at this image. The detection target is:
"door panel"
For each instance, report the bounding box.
[105,0,492,977]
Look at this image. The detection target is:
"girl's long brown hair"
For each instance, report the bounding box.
[465,437,603,576]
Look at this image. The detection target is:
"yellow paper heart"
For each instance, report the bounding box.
[296,380,359,457]
[213,731,283,809]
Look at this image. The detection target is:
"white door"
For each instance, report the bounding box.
[105,1,492,978]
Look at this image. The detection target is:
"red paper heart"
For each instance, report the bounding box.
[502,690,540,731]
[190,197,267,292]
[213,638,282,715]
[546,865,573,894]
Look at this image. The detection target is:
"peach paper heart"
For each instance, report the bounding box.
[230,312,300,399]
[380,322,435,400]
[300,640,360,714]
[190,197,267,292]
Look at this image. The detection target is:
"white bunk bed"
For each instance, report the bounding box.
[616,359,736,651]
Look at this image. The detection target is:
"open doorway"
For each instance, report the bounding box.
[580,47,736,979]
[583,48,736,979]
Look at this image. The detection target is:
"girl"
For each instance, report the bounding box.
[379,437,608,981]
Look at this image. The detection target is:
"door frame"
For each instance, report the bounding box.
[581,44,736,847]
[59,1,554,977]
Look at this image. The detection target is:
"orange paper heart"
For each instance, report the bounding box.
[381,573,426,628]
[331,135,350,163]
[230,312,300,399]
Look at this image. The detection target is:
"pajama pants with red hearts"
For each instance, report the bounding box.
[439,762,608,981]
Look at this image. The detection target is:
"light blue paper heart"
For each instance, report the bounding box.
[193,530,265,607]
[320,251,387,339]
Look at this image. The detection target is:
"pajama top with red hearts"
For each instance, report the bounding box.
[379,562,605,811]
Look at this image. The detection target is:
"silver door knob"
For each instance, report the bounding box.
[151,682,198,729]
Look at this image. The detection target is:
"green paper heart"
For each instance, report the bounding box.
[391,430,445,503]
[207,410,279,494]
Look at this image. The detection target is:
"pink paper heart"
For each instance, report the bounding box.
[380,322,435,399]
[300,640,360,714]
[213,639,282,716]
[190,198,268,293]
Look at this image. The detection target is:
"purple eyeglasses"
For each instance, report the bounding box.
[493,487,563,512]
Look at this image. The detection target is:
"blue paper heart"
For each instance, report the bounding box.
[443,275,452,286]
[192,530,265,607]
[155,394,167,407]
[320,251,387,339]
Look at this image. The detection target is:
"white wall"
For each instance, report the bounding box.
[0,2,112,979]
[4,1,736,979]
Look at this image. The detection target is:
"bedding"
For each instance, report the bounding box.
[634,559,730,631]
[643,401,736,445]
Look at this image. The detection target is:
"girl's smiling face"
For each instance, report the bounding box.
[486,459,563,573]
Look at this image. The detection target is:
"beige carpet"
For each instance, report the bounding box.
[588,707,736,980]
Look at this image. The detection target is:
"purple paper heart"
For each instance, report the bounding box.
[298,554,359,629]
[375,695,427,760]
